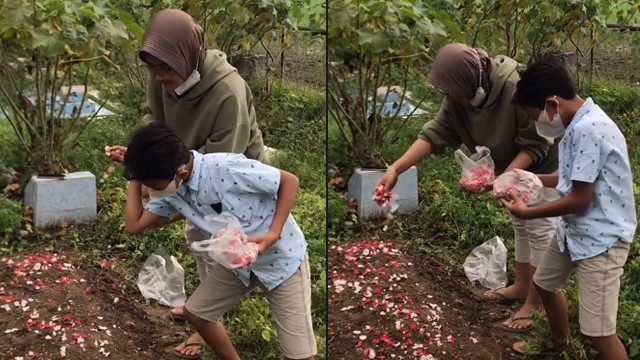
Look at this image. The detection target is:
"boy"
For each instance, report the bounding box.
[501,57,636,359]
[122,123,317,360]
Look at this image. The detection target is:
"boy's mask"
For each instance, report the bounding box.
[535,102,565,139]
[147,167,185,199]
[148,181,179,199]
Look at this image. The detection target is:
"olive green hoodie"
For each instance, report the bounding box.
[420,55,558,175]
[143,49,265,161]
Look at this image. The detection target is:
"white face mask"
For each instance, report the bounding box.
[469,85,486,107]
[147,169,184,199]
[535,103,565,139]
[469,52,486,108]
[174,68,201,96]
[175,54,202,96]
[148,180,179,199]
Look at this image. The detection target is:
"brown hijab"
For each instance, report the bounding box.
[427,43,491,101]
[139,9,206,81]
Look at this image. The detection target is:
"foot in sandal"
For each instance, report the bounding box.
[172,332,204,359]
[169,306,186,321]
[484,286,527,302]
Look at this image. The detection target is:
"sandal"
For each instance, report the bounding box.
[484,288,526,303]
[513,341,573,357]
[169,309,186,322]
[167,341,202,360]
[500,315,532,334]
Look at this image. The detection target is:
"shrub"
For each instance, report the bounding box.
[0,194,22,249]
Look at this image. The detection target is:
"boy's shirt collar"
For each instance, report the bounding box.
[178,150,203,194]
[566,97,594,133]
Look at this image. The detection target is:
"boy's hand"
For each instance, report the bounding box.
[483,179,494,192]
[248,231,280,254]
[499,193,530,219]
[141,184,150,206]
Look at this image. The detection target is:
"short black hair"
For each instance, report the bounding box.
[513,56,577,109]
[124,122,190,181]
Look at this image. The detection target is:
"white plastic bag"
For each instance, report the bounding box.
[136,250,186,307]
[493,169,543,203]
[454,146,496,193]
[463,236,507,290]
[190,212,259,270]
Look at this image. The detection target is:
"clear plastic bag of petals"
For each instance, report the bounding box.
[454,146,496,193]
[493,169,543,203]
[190,213,259,270]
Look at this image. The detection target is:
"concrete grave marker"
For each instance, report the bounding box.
[348,166,419,220]
[24,171,97,229]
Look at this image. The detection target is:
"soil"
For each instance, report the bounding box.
[328,239,552,360]
[0,252,193,360]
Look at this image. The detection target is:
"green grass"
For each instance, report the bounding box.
[0,76,326,360]
[328,77,640,359]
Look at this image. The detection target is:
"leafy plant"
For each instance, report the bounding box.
[0,194,22,245]
[327,0,461,167]
[327,187,350,237]
[0,0,129,175]
[183,0,324,62]
[451,0,639,65]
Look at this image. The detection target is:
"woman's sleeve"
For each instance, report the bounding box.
[203,87,251,154]
[418,98,462,154]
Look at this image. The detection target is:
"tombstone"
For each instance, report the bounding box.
[348,166,419,220]
[233,54,267,80]
[23,171,97,229]
[546,52,578,70]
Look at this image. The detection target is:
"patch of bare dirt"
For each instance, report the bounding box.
[0,252,191,360]
[328,239,538,360]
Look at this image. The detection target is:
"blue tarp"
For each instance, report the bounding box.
[373,91,427,118]
[24,94,115,118]
[345,88,427,118]
[0,90,115,120]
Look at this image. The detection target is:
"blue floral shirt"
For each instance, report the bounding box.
[556,98,636,260]
[145,151,307,290]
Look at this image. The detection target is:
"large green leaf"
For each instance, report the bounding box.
[116,10,144,42]
[31,27,66,56]
[357,27,390,54]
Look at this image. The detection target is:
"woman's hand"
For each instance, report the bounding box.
[375,168,399,192]
[105,145,127,164]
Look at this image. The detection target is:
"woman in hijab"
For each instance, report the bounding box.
[107,9,265,359]
[376,43,560,335]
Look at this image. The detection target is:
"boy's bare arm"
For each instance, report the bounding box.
[124,180,171,233]
[272,170,299,232]
[248,170,299,253]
